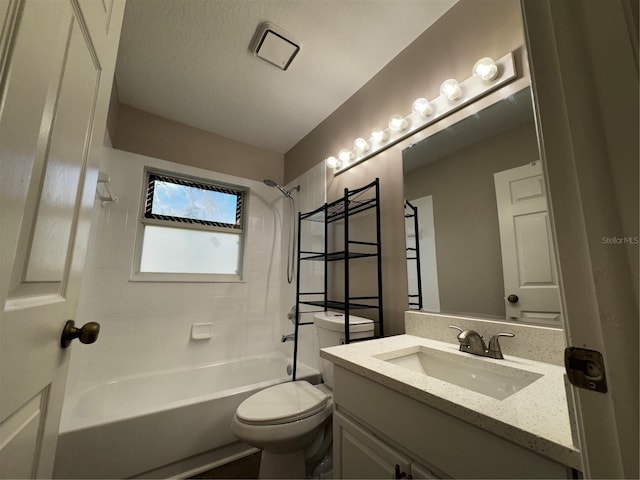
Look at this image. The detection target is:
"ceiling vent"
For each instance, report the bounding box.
[252,22,300,71]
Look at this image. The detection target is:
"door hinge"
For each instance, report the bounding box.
[564,347,608,393]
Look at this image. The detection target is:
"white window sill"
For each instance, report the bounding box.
[130,271,245,283]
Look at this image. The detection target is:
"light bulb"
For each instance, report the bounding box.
[325,156,341,169]
[353,138,370,153]
[371,127,387,143]
[388,114,408,131]
[412,98,433,117]
[338,149,353,162]
[440,79,462,101]
[472,57,498,81]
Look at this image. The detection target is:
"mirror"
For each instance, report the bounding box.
[403,87,562,327]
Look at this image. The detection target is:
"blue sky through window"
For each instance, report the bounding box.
[151,180,238,225]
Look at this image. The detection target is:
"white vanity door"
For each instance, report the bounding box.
[494,161,562,325]
[334,410,414,479]
[0,1,123,477]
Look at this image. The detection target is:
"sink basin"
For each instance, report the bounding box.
[375,346,542,400]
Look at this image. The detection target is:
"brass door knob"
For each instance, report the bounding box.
[60,320,100,348]
[507,294,519,304]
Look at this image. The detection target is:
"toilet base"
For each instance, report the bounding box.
[309,450,333,479]
[259,450,306,479]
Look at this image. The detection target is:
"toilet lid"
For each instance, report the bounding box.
[236,381,328,426]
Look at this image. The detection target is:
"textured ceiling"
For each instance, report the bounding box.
[115,0,458,154]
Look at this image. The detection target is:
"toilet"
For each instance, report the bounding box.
[231,311,374,479]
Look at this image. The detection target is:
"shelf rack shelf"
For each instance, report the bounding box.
[405,200,423,311]
[300,250,378,262]
[293,178,384,380]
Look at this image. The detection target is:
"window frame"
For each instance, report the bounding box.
[131,167,248,283]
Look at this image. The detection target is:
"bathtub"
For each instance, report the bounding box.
[53,353,319,479]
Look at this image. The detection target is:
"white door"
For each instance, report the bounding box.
[0,1,124,477]
[494,161,561,325]
[522,0,639,478]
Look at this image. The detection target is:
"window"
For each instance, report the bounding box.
[134,170,247,281]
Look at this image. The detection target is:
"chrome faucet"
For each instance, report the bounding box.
[487,332,516,359]
[449,325,514,359]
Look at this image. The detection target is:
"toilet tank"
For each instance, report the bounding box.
[313,311,374,388]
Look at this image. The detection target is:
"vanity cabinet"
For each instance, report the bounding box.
[332,365,576,479]
[334,410,439,479]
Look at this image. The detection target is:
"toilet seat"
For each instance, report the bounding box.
[236,381,328,426]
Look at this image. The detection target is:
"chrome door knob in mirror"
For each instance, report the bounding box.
[507,294,519,304]
[60,320,100,348]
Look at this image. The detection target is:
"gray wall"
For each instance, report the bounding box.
[113,103,284,184]
[285,0,528,334]
[404,120,539,318]
[106,81,120,146]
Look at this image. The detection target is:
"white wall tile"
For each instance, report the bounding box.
[66,149,286,392]
[279,161,326,372]
[66,152,328,405]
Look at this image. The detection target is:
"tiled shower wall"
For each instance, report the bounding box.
[65,148,290,392]
[277,162,326,372]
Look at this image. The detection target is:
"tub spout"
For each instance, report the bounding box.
[281,333,295,342]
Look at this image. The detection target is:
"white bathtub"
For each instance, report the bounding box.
[53,353,319,479]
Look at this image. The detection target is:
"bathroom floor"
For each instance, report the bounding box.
[189,453,261,479]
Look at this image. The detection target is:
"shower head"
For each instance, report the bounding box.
[263,179,299,198]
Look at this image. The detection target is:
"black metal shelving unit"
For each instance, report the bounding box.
[292,178,384,380]
[405,200,423,311]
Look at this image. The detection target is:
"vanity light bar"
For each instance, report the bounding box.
[327,52,517,175]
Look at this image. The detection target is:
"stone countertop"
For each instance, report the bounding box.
[320,334,582,470]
